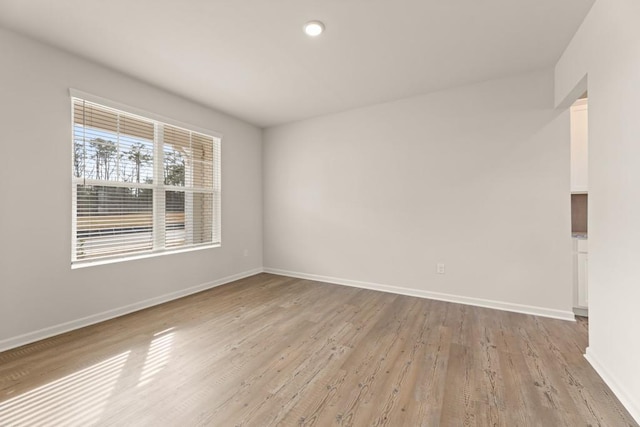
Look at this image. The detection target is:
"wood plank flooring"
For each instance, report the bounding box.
[0,273,636,426]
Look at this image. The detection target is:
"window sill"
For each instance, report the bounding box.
[71,244,220,269]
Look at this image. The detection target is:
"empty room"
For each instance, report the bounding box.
[0,0,639,425]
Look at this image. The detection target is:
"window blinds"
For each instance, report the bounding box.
[72,97,221,264]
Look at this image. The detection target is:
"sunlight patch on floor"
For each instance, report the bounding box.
[137,329,175,387]
[0,351,130,426]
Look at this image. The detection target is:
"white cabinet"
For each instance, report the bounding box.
[573,238,588,314]
[577,252,588,307]
[570,99,588,193]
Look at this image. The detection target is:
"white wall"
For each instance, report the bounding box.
[263,69,573,318]
[0,28,263,349]
[555,0,640,421]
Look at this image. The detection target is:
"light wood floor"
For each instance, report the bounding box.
[0,273,636,426]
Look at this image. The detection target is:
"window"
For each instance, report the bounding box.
[71,93,221,265]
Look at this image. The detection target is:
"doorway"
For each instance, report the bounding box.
[570,95,588,317]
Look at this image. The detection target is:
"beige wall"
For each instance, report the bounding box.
[555,0,640,421]
[0,28,263,349]
[263,69,573,318]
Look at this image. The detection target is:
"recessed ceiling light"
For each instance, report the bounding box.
[304,21,325,37]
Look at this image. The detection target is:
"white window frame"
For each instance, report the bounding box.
[70,89,222,268]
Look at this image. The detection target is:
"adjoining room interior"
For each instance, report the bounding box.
[570,96,589,317]
[1,0,639,425]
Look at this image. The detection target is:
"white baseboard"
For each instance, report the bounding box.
[585,347,640,424]
[573,306,589,317]
[0,268,263,353]
[263,267,576,322]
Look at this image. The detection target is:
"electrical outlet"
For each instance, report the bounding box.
[243,249,249,257]
[436,263,445,274]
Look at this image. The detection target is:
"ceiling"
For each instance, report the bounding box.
[0,0,594,127]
